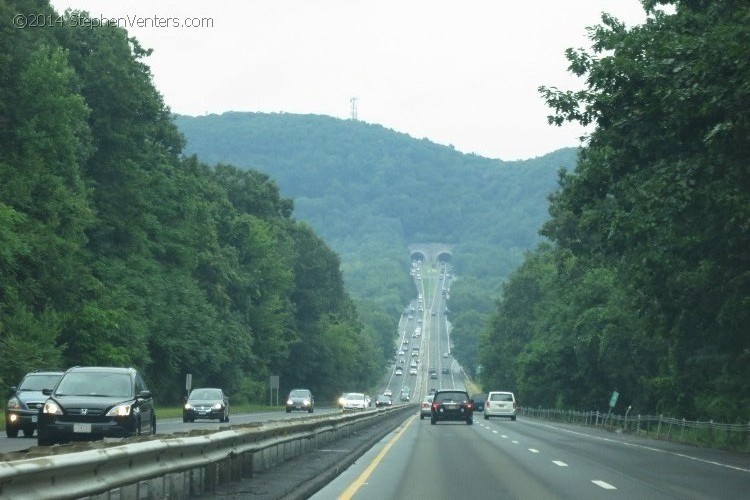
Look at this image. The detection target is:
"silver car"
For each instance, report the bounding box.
[419,395,434,419]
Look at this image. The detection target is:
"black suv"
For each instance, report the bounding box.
[430,389,474,425]
[37,366,156,446]
[5,370,64,438]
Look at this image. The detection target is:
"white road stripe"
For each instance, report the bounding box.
[552,461,568,467]
[512,440,519,444]
[529,448,540,453]
[592,480,617,490]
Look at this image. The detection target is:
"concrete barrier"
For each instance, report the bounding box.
[0,405,415,499]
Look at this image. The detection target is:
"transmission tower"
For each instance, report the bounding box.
[349,97,358,121]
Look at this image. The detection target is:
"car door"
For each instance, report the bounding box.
[135,373,155,433]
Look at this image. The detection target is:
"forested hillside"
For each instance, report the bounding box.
[176,113,577,361]
[481,0,750,422]
[0,1,384,403]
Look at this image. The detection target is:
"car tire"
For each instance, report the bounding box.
[511,416,516,421]
[467,417,473,425]
[286,409,291,413]
[420,414,424,420]
[183,416,188,423]
[6,427,19,438]
[430,417,436,425]
[37,432,54,447]
[23,427,34,438]
[151,416,157,434]
[484,414,489,420]
[308,408,313,413]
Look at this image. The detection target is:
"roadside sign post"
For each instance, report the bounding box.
[269,375,280,407]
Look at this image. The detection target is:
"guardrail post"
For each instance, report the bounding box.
[657,415,662,439]
[680,418,685,443]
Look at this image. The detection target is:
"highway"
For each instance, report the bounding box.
[308,260,749,500]
[2,259,748,500]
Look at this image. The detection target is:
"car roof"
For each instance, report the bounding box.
[65,366,136,374]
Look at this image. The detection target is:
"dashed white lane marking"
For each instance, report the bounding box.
[492,430,498,434]
[592,480,617,490]
[501,435,508,438]
[529,448,540,453]
[552,461,568,467]
[512,440,519,444]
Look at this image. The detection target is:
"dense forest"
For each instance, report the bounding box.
[176,114,577,370]
[480,0,749,422]
[0,0,385,404]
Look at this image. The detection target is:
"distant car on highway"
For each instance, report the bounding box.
[342,392,368,411]
[184,387,230,422]
[472,394,486,412]
[285,388,314,414]
[383,389,392,397]
[420,395,434,419]
[5,370,63,438]
[375,395,392,407]
[485,391,517,420]
[430,389,474,425]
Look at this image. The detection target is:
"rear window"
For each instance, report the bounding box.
[435,391,469,403]
[489,393,514,402]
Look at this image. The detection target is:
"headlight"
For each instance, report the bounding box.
[106,402,133,417]
[7,397,20,410]
[43,401,63,415]
[303,399,310,406]
[184,403,193,410]
[212,403,223,410]
[287,399,294,405]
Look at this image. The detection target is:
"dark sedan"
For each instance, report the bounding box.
[285,388,314,413]
[183,388,229,422]
[6,371,63,438]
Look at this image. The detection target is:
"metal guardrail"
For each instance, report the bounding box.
[0,405,416,499]
[521,407,750,452]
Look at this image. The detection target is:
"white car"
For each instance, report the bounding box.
[484,391,517,420]
[383,389,392,397]
[342,392,368,411]
[409,368,417,375]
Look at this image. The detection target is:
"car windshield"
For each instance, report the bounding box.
[490,393,513,402]
[435,392,468,403]
[55,372,132,398]
[346,393,364,401]
[289,390,309,398]
[190,389,222,400]
[18,374,61,391]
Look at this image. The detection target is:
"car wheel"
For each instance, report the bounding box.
[308,407,313,413]
[286,409,291,413]
[467,417,473,425]
[420,414,424,420]
[6,427,19,438]
[484,414,489,420]
[151,416,157,434]
[183,416,188,423]
[511,416,516,421]
[23,427,34,438]
[430,417,436,425]
[37,432,55,447]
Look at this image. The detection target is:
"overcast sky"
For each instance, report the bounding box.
[49,0,648,160]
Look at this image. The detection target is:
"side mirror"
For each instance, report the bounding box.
[42,388,52,396]
[10,386,17,394]
[137,390,152,399]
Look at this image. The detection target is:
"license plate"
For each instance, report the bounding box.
[73,423,91,433]
[198,411,208,415]
[31,415,37,423]
[445,404,458,410]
